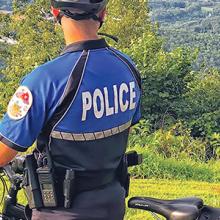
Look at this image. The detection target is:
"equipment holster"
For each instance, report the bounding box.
[117,151,142,197]
[22,154,43,209]
[23,150,59,209]
[117,154,130,197]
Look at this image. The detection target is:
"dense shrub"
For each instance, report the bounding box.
[129,120,206,161]
[126,31,220,142]
[128,146,220,182]
[125,32,198,130]
[182,69,220,137]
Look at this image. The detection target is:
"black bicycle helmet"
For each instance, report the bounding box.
[51,0,108,19]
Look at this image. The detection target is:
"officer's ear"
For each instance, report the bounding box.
[51,6,60,19]
[51,6,64,24]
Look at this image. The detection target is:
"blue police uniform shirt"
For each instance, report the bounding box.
[0,39,141,171]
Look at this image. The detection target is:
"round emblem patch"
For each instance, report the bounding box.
[7,86,33,120]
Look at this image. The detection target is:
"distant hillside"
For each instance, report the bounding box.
[149,0,220,68]
[0,0,11,12]
[0,0,32,13]
[1,0,220,68]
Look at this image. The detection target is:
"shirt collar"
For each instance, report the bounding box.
[62,38,109,55]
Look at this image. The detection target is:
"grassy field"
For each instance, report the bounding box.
[1,178,220,219]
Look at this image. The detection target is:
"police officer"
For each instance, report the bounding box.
[0,0,141,219]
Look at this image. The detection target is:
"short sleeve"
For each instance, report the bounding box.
[0,68,59,152]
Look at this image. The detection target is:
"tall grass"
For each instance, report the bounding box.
[128,146,220,182]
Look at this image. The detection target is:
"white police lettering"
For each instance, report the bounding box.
[119,83,129,112]
[93,89,105,119]
[104,87,114,116]
[129,81,136,110]
[113,85,119,114]
[82,92,92,121]
[81,82,137,121]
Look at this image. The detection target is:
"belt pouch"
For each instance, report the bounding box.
[117,155,130,197]
[23,154,43,209]
[63,169,75,208]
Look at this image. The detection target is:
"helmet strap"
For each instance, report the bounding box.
[63,10,104,29]
[92,15,104,29]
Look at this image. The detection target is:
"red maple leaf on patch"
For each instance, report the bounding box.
[20,92,29,104]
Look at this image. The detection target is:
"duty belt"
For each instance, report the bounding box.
[55,168,117,207]
[57,169,116,191]
[54,151,142,207]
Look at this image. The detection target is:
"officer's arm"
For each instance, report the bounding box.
[0,141,17,167]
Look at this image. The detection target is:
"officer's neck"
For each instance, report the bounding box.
[62,17,100,45]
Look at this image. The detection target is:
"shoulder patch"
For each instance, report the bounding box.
[7,86,33,120]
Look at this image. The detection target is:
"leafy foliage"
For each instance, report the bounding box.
[125,32,198,129]
[103,0,151,48]
[129,120,206,161]
[182,69,220,137]
[128,145,220,182]
[124,22,219,140]
[0,0,63,114]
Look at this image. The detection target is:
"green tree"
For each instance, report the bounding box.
[0,0,63,114]
[103,0,151,48]
[126,32,198,129]
[183,69,220,137]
